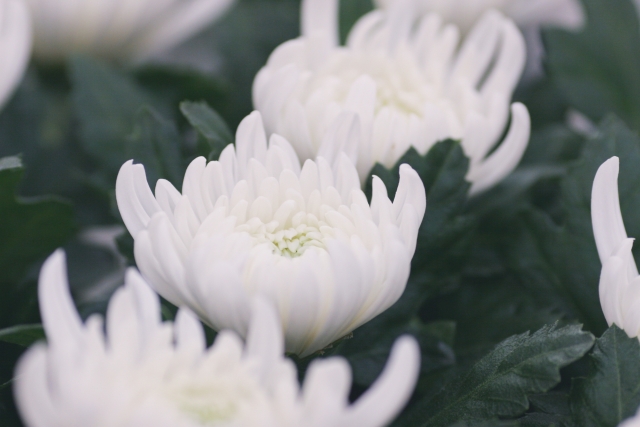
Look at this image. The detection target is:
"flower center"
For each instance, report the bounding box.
[175,386,238,425]
[262,225,326,258]
[236,215,330,258]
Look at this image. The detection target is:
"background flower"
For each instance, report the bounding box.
[116,111,426,357]
[373,0,585,80]
[15,249,420,427]
[0,0,31,109]
[253,0,531,194]
[372,0,584,34]
[592,156,640,338]
[22,0,235,62]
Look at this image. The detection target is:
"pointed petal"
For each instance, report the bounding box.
[468,103,531,195]
[592,157,634,265]
[340,336,420,427]
[38,250,84,350]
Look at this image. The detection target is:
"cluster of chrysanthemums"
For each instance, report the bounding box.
[3,0,640,425]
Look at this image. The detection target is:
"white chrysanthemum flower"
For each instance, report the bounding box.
[373,0,584,34]
[22,0,235,62]
[253,0,531,195]
[117,111,426,357]
[15,250,421,427]
[373,0,584,81]
[591,157,640,338]
[0,0,31,110]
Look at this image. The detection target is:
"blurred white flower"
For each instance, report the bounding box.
[591,157,640,338]
[15,250,421,427]
[373,0,584,80]
[253,0,531,195]
[22,0,235,62]
[0,0,31,110]
[373,0,584,34]
[117,111,426,357]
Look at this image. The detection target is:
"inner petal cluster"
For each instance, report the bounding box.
[308,49,432,117]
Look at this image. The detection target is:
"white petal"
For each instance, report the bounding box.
[244,298,284,386]
[14,345,58,427]
[174,307,206,354]
[592,157,634,266]
[0,0,31,110]
[340,336,420,427]
[301,0,338,46]
[38,250,84,351]
[468,103,531,195]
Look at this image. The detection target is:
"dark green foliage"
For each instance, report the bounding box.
[0,325,45,348]
[339,0,373,44]
[126,107,184,187]
[569,326,640,427]
[0,157,75,291]
[398,324,594,427]
[71,56,159,179]
[545,0,640,131]
[180,101,234,161]
[504,117,640,334]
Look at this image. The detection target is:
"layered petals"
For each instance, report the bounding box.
[591,157,640,338]
[23,0,235,62]
[117,111,426,356]
[0,0,31,110]
[15,250,420,427]
[253,0,531,194]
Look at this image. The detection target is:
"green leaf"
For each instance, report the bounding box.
[569,326,640,427]
[504,116,640,333]
[180,101,233,161]
[0,325,45,347]
[135,66,229,115]
[0,156,75,287]
[338,317,455,387]
[398,323,595,427]
[126,106,184,187]
[544,0,640,131]
[518,392,571,427]
[426,279,563,365]
[70,56,160,180]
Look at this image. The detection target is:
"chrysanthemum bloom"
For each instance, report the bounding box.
[253,0,531,195]
[0,0,31,109]
[373,0,584,81]
[15,250,421,427]
[373,0,584,35]
[22,0,235,62]
[117,111,426,357]
[591,157,640,338]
